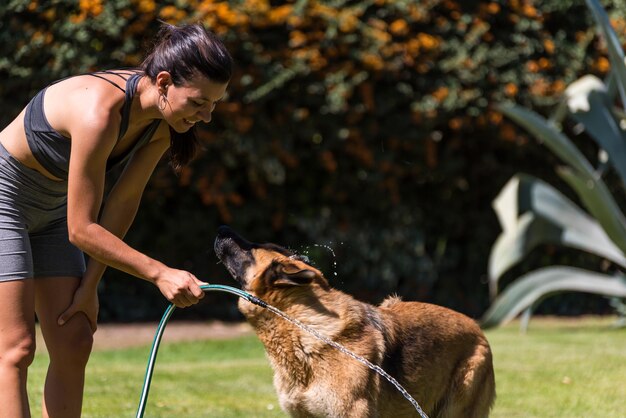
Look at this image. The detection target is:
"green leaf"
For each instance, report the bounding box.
[498,102,626,255]
[558,166,626,254]
[489,212,558,298]
[585,0,626,106]
[564,75,626,185]
[481,266,626,329]
[497,103,595,177]
[489,174,626,297]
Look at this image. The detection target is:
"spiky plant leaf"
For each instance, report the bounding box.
[489,174,626,297]
[481,266,626,329]
[497,103,595,177]
[564,75,626,185]
[585,0,626,106]
[557,166,626,254]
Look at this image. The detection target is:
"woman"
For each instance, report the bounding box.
[0,23,232,417]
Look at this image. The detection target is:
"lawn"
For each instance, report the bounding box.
[26,316,626,417]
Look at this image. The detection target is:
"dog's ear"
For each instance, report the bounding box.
[272,262,318,287]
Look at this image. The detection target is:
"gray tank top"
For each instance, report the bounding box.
[23,71,161,180]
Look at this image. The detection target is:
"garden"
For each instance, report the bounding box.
[2,0,626,416]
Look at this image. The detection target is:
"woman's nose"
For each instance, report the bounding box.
[198,109,212,123]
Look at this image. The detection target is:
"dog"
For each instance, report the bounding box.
[214,226,495,418]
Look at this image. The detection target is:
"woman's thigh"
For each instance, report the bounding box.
[34,276,93,360]
[0,279,36,356]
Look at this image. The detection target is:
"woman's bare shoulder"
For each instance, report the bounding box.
[43,72,129,137]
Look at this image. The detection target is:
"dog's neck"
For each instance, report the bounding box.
[247,287,371,387]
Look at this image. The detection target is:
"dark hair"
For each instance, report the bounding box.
[141,23,233,172]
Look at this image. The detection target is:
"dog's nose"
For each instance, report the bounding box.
[216,225,234,238]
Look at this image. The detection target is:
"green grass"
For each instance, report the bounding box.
[27,317,626,417]
[486,316,626,418]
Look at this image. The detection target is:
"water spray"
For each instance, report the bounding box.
[135,284,428,418]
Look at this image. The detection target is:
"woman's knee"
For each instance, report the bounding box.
[49,323,94,366]
[0,333,36,371]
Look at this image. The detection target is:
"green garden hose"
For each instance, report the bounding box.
[135,283,427,418]
[135,284,267,418]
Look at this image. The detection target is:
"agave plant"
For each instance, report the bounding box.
[481,0,626,330]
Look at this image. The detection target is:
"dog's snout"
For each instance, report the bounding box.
[214,226,257,287]
[216,225,234,239]
[215,225,254,252]
[214,226,240,260]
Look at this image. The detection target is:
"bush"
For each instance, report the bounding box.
[2,0,624,321]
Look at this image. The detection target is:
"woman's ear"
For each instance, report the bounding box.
[155,71,172,94]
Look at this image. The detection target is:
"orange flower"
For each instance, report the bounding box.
[308,49,327,71]
[488,111,502,125]
[361,52,385,71]
[449,117,463,130]
[551,79,566,94]
[268,5,292,24]
[538,57,551,70]
[79,0,103,16]
[339,13,359,33]
[243,0,270,13]
[70,12,86,24]
[42,8,56,20]
[595,56,610,73]
[215,2,242,26]
[390,19,409,36]
[522,4,538,18]
[289,31,307,48]
[530,78,550,96]
[431,86,449,102]
[543,39,555,54]
[137,0,155,14]
[159,5,185,21]
[500,123,517,142]
[526,60,539,73]
[486,2,500,14]
[504,83,518,97]
[417,33,440,50]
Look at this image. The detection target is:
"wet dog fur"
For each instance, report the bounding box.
[214,226,495,418]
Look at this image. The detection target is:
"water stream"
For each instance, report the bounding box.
[256,299,430,418]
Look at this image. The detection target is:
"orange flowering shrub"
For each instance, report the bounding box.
[1,0,625,319]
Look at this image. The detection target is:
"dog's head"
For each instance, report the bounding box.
[214,226,329,299]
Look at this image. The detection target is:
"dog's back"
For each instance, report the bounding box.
[378,296,495,417]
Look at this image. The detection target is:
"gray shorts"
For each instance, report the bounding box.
[0,142,85,282]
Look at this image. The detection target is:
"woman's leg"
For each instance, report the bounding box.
[0,278,36,418]
[35,276,93,418]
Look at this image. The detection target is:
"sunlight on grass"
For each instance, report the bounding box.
[485,316,626,418]
[27,317,626,417]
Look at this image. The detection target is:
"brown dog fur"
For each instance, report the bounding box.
[214,226,495,417]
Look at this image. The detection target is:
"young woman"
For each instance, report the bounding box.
[0,23,232,417]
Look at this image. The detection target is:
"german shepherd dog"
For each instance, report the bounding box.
[214,226,495,418]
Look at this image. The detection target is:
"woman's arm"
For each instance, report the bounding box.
[78,126,171,291]
[59,127,177,330]
[66,111,205,315]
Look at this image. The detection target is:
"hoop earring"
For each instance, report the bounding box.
[158,93,168,111]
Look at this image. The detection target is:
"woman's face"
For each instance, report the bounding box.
[158,71,229,133]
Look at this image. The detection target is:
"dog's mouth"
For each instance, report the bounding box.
[214,226,256,286]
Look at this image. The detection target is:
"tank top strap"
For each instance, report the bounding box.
[117,73,143,140]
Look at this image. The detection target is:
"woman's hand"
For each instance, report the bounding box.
[154,268,207,307]
[58,283,100,333]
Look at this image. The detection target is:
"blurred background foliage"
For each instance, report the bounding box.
[1,0,625,322]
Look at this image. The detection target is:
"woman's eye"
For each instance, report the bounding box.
[193,101,204,107]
